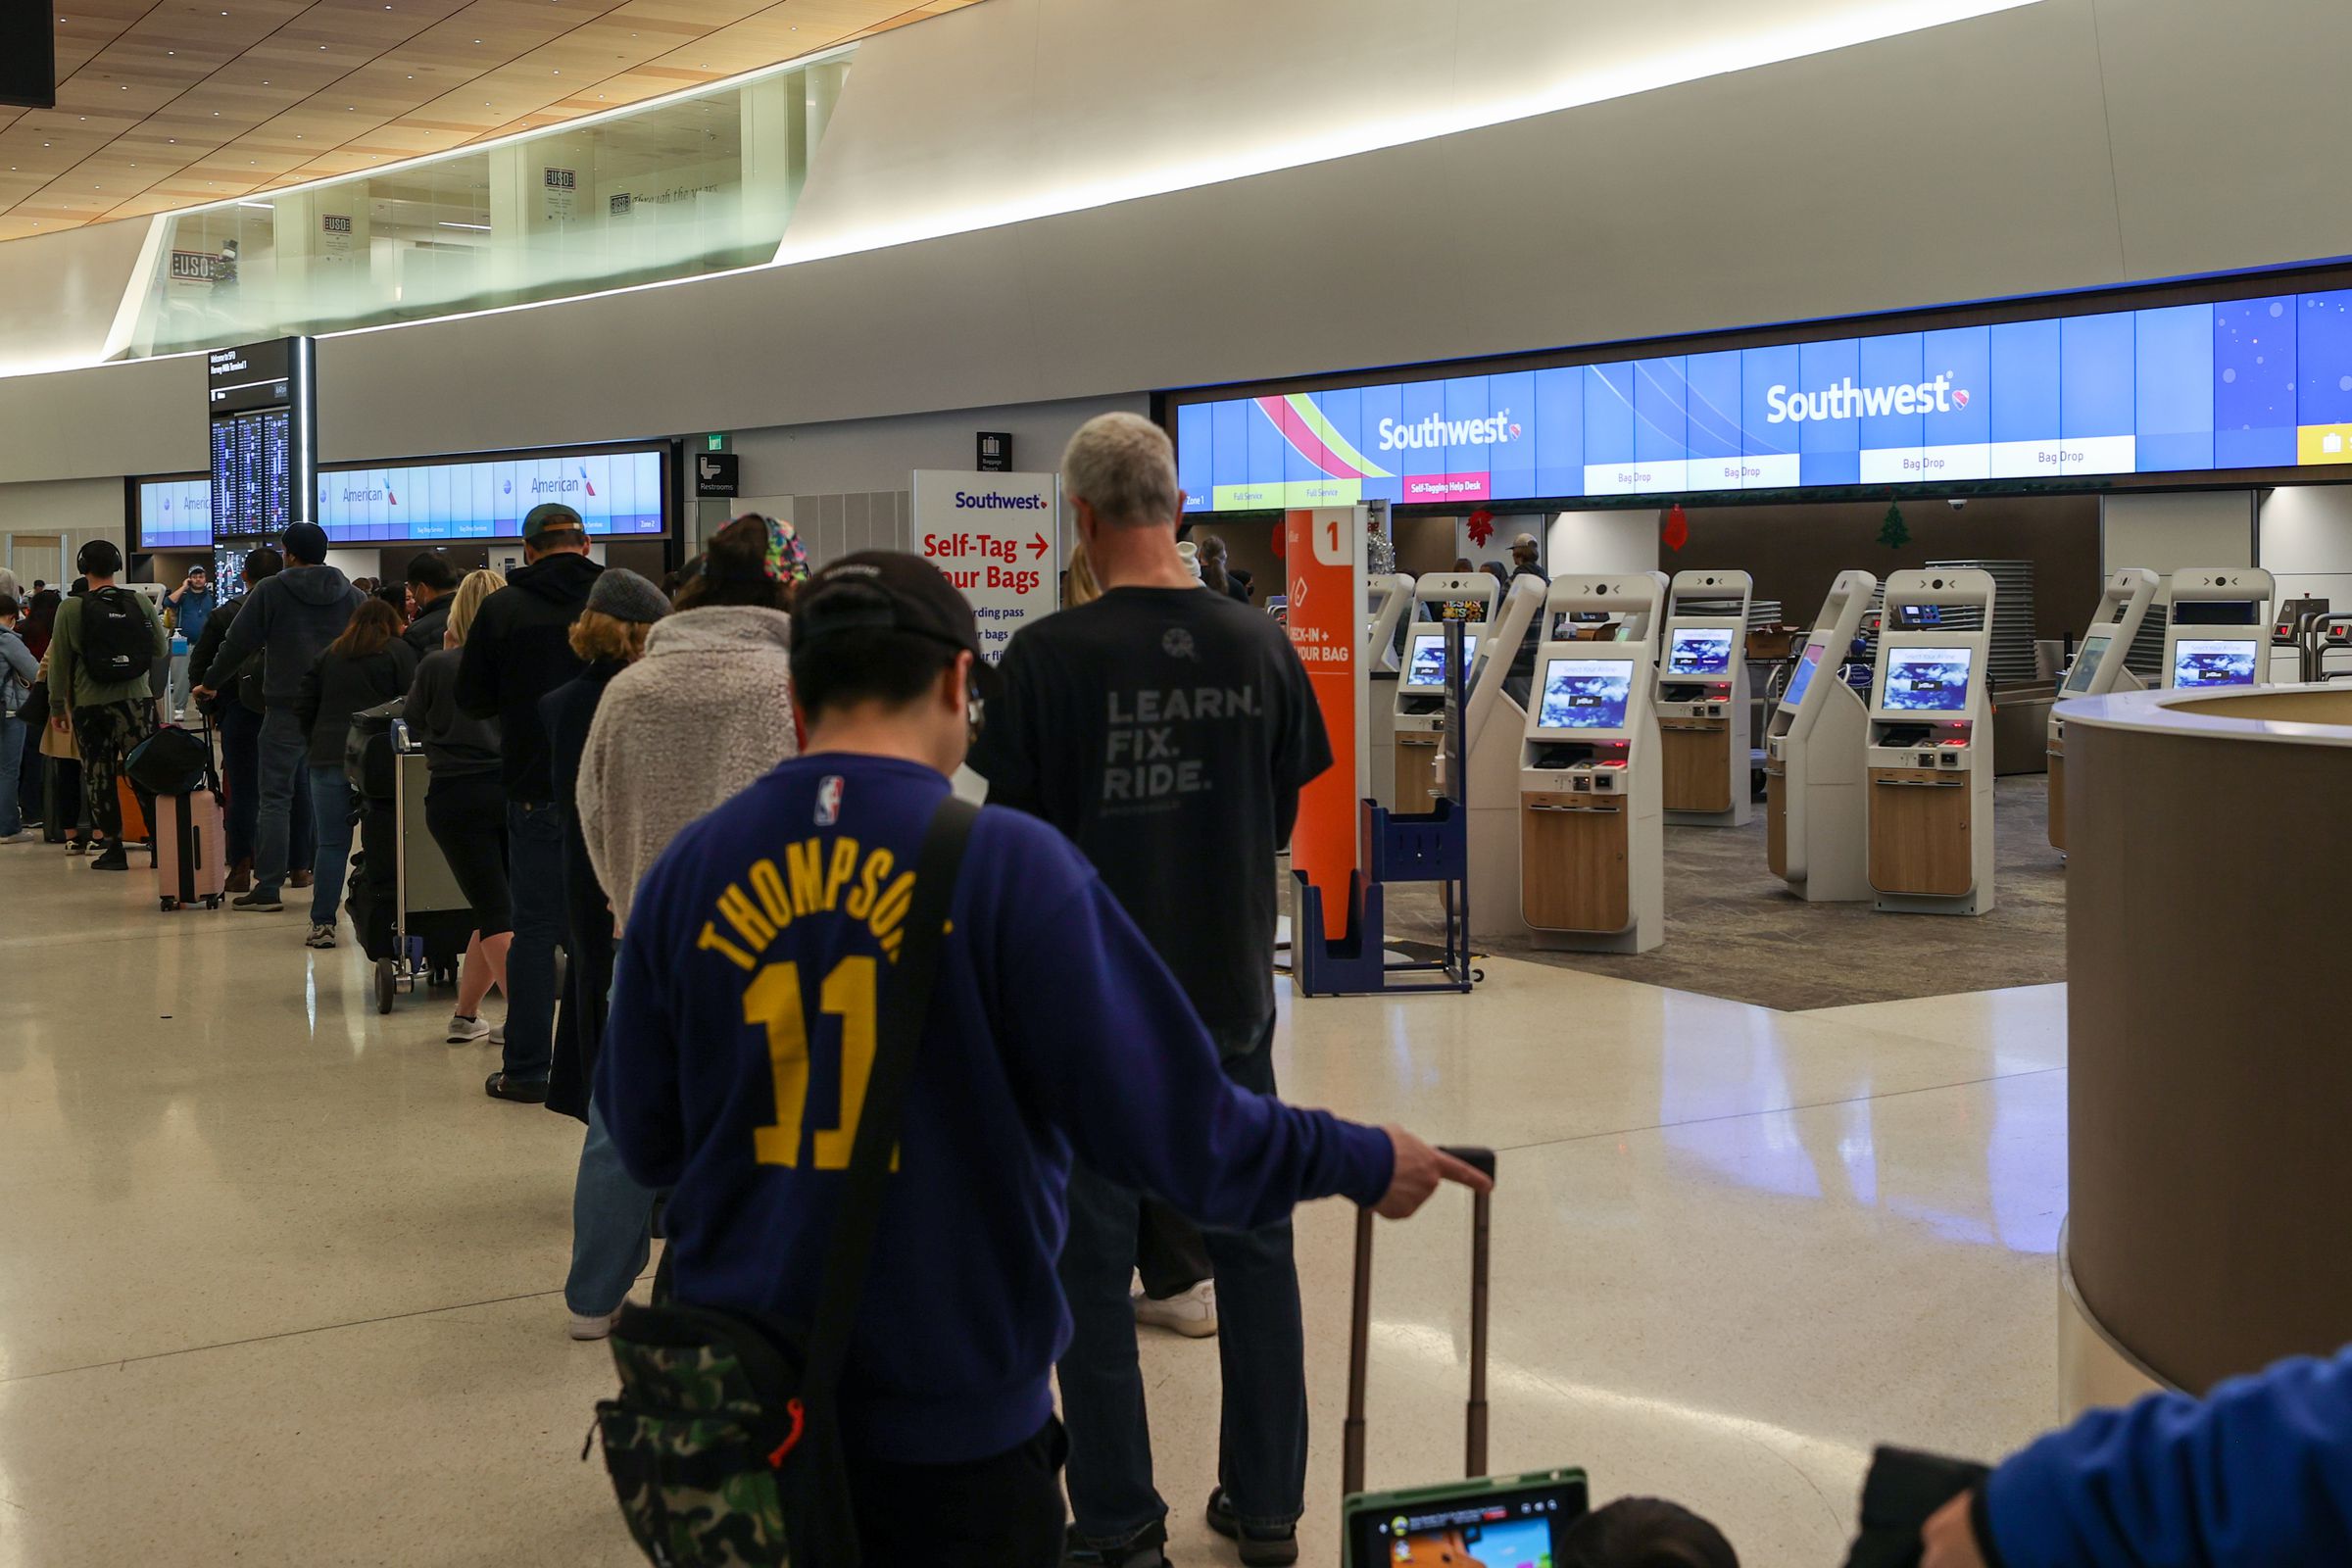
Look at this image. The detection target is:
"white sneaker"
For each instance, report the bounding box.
[303,923,336,950]
[1133,1279,1218,1339]
[569,1304,626,1342]
[445,1013,490,1044]
[490,1022,505,1047]
[0,831,31,845]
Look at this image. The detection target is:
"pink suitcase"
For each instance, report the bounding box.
[156,788,226,910]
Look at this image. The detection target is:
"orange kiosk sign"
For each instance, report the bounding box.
[1285,506,1367,941]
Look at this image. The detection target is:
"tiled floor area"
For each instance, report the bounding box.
[0,846,2069,1566]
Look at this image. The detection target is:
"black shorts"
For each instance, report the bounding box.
[849,1420,1066,1566]
[424,770,512,938]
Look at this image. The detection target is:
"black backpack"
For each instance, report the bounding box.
[80,587,153,683]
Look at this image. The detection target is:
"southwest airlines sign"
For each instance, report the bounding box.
[1175,289,2352,510]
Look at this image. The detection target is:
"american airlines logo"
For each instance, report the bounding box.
[531,477,582,495]
[1377,410,1523,453]
[1766,373,1970,423]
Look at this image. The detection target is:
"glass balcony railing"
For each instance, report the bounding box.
[121,48,851,360]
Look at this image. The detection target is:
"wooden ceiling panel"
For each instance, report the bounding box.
[1,0,983,233]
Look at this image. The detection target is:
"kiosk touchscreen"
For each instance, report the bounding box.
[1653,570,1753,826]
[1517,575,1665,953]
[1394,571,1500,814]
[2046,566,2158,853]
[1765,570,1876,903]
[1864,568,1996,916]
[2159,568,2274,695]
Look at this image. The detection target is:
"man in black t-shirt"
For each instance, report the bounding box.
[970,412,1332,1567]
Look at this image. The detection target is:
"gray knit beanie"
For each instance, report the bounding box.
[587,567,670,625]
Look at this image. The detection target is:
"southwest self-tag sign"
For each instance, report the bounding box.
[911,470,1061,663]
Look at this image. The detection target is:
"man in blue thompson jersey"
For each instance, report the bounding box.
[600,551,1487,1564]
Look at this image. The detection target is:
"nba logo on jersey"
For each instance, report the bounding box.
[815,776,845,827]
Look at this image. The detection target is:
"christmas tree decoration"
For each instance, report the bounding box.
[1662,502,1690,553]
[1878,499,1910,552]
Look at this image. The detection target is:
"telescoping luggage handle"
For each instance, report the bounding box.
[1343,1145,1497,1498]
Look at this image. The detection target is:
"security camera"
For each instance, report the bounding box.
[1945,497,1967,511]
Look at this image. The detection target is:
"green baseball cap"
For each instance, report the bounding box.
[521,502,585,542]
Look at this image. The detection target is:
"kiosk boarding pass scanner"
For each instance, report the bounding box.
[2046,567,2159,854]
[1394,572,1499,814]
[1865,568,1996,916]
[1518,574,1665,954]
[1765,571,1876,903]
[1655,569,1754,827]
[2161,568,2274,692]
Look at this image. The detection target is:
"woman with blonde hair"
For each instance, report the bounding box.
[403,567,511,1043]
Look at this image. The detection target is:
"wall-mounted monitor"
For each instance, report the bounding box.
[2172,638,2260,688]
[1664,626,1735,676]
[1881,646,1975,712]
[134,478,212,549]
[1404,628,1478,691]
[1538,658,1635,730]
[2062,632,2114,696]
[1781,639,1827,710]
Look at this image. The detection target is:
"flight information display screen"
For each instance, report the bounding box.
[136,478,212,549]
[208,409,292,539]
[2172,638,2260,688]
[1538,658,1635,730]
[1881,647,1975,712]
[1175,288,2352,510]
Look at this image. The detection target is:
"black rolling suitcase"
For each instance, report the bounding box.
[1338,1149,1592,1566]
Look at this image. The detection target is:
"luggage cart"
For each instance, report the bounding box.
[376,728,472,1014]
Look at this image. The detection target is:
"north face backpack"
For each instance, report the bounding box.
[79,588,153,684]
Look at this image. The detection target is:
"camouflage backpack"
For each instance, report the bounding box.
[588,797,977,1568]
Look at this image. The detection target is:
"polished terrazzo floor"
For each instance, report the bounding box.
[0,841,2069,1566]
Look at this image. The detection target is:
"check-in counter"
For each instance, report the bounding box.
[2059,683,2352,1413]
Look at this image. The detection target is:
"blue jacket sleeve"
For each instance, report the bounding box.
[993,860,1392,1228]
[1985,1347,2352,1568]
[599,866,686,1190]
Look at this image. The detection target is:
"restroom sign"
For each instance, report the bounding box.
[911,469,1060,663]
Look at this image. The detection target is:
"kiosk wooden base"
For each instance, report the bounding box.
[1764,760,1787,877]
[2047,739,2067,852]
[1521,795,1630,940]
[1868,766,1984,912]
[1395,732,1441,815]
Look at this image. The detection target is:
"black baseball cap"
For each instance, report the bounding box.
[795,551,1001,695]
[521,502,585,542]
[281,521,328,564]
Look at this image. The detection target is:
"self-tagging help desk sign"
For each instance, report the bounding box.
[911,470,1060,663]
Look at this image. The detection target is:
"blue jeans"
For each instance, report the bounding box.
[504,799,565,1083]
[566,1099,659,1315]
[0,714,24,835]
[1057,1017,1307,1546]
[306,764,354,925]
[253,707,316,896]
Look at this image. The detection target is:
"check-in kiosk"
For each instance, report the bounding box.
[1458,574,1546,941]
[1866,568,1996,916]
[2046,567,2159,853]
[1765,570,1876,903]
[2161,567,2275,693]
[1519,574,1665,953]
[1654,569,1753,826]
[1365,571,1414,808]
[1393,572,1498,814]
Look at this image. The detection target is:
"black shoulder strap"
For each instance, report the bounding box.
[801,791,980,1398]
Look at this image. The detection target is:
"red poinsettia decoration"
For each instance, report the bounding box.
[1662,502,1690,553]
[1269,519,1287,559]
[1465,509,1495,548]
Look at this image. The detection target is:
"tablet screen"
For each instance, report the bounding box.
[1346,1473,1590,1568]
[1404,629,1479,690]
[1881,647,1973,712]
[2172,638,2258,688]
[1539,658,1634,730]
[1781,639,1827,710]
[1665,627,1735,676]
[2062,633,2112,696]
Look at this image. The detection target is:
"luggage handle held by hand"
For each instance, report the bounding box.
[1343,1145,1496,1499]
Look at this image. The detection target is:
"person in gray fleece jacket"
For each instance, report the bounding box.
[563,514,797,1341]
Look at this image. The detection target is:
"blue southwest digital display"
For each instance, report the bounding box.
[1175,289,2352,510]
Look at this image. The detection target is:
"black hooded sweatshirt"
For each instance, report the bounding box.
[455,551,603,801]
[212,564,366,710]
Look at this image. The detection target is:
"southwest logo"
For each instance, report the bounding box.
[1376,410,1521,453]
[1953,389,1971,409]
[1765,373,1967,423]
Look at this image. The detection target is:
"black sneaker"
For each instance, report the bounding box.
[484,1072,549,1103]
[88,843,130,871]
[1205,1491,1298,1566]
[1062,1521,1169,1567]
[231,888,285,912]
